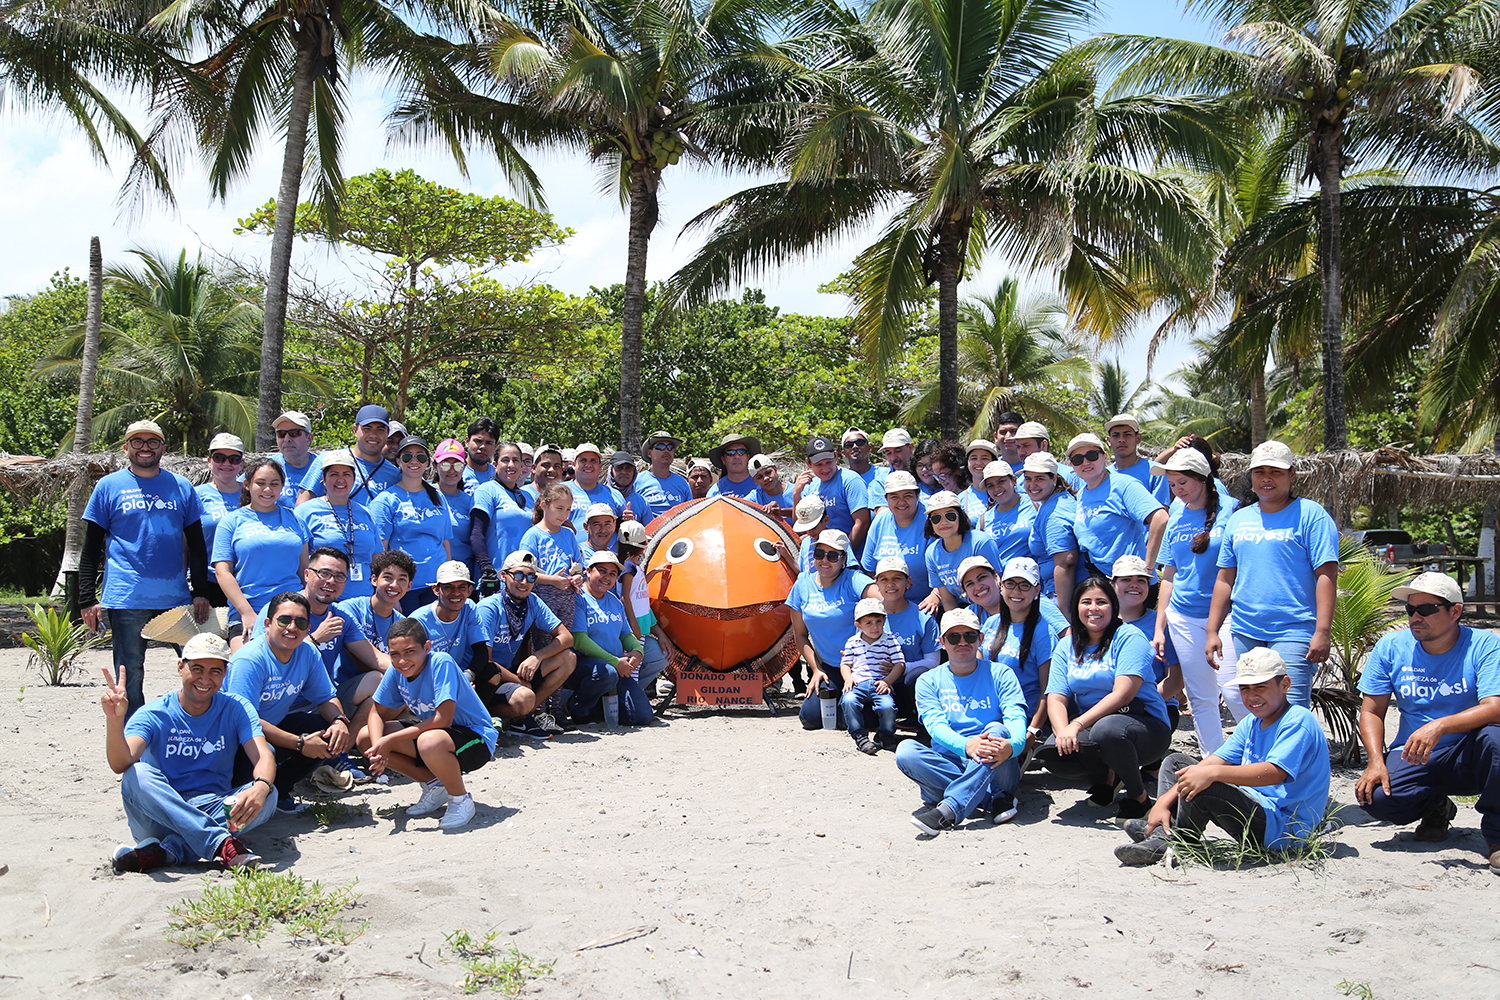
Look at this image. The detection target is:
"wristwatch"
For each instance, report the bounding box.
[296,734,306,753]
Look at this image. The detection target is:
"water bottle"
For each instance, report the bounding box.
[819,679,838,730]
[603,692,620,728]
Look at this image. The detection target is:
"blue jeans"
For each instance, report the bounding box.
[896,732,1020,822]
[567,656,655,726]
[1231,634,1315,709]
[105,607,170,719]
[1364,725,1500,843]
[840,680,896,738]
[638,636,668,692]
[120,761,277,863]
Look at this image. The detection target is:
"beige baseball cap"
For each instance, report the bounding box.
[181,632,232,663]
[1392,571,1463,605]
[434,560,473,585]
[1235,647,1288,686]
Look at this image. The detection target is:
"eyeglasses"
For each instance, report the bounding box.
[126,437,164,450]
[1405,601,1452,618]
[945,630,981,645]
[310,567,348,583]
[1069,450,1104,466]
[210,453,242,464]
[928,510,959,523]
[274,614,310,630]
[507,570,538,583]
[722,447,748,456]
[399,451,429,464]
[1002,579,1035,591]
[650,442,675,451]
[811,547,844,561]
[275,428,305,438]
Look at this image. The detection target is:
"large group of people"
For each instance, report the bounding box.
[79,406,1499,876]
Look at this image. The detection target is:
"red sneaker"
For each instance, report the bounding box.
[215,836,261,870]
[112,842,173,874]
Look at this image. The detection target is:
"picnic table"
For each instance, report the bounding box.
[1386,554,1493,613]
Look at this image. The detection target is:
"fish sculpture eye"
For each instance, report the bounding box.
[666,538,694,563]
[752,538,781,562]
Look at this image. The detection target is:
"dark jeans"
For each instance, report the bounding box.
[1036,711,1172,799]
[1363,724,1500,844]
[1156,751,1268,845]
[104,607,170,720]
[231,711,328,796]
[564,656,654,726]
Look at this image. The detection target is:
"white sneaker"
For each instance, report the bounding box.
[407,779,449,817]
[438,793,476,830]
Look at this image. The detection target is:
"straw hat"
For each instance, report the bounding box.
[142,605,231,644]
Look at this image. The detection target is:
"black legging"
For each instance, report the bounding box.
[1036,711,1172,799]
[1157,751,1268,845]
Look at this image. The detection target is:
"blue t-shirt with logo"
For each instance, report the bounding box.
[124,690,262,799]
[1215,706,1331,849]
[708,474,759,499]
[978,500,1035,566]
[984,599,1070,714]
[1031,491,1077,596]
[83,468,205,608]
[409,601,485,672]
[751,485,797,509]
[616,486,653,523]
[210,506,309,624]
[471,481,533,569]
[476,590,562,667]
[1161,495,1240,617]
[520,524,581,577]
[568,479,626,527]
[1073,473,1165,577]
[810,470,871,554]
[880,601,941,682]
[440,489,475,571]
[860,508,932,602]
[294,498,380,600]
[577,587,632,660]
[925,530,1001,602]
[959,485,989,522]
[1359,627,1500,750]
[332,596,403,686]
[225,634,335,725]
[915,661,1030,760]
[1046,625,1169,728]
[371,651,497,753]
[271,453,316,509]
[786,569,876,666]
[370,486,452,587]
[634,471,691,519]
[854,466,887,508]
[300,453,399,506]
[1217,498,1340,643]
[1111,457,1170,505]
[195,484,243,583]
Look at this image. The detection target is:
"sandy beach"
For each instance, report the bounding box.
[1,642,1496,999]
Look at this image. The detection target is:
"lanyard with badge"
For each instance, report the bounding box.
[332,501,364,582]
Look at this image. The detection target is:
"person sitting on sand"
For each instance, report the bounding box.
[1115,648,1331,866]
[330,549,414,722]
[898,608,1029,835]
[104,633,275,873]
[475,551,577,739]
[839,597,906,755]
[1355,572,1500,872]
[358,619,498,830]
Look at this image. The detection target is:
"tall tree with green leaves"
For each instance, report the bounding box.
[670,0,1226,441]
[1088,0,1500,450]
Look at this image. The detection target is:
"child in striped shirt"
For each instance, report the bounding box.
[841,597,907,755]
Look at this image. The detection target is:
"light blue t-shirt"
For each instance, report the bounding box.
[225,634,336,725]
[880,601,941,682]
[461,464,495,489]
[409,600,486,672]
[915,661,1030,760]
[195,484,243,583]
[300,453,399,506]
[1073,472,1165,577]
[1046,625,1170,729]
[471,480,533,569]
[476,590,562,667]
[708,474,759,499]
[810,469,871,555]
[568,480,626,531]
[370,486,452,587]
[210,506,309,624]
[634,471,691,519]
[978,499,1035,566]
[577,587,632,660]
[1032,491,1078,597]
[751,485,796,509]
[786,569,876,666]
[271,453,316,509]
[83,468,205,608]
[860,508,932,602]
[371,651,497,754]
[1359,627,1500,750]
[440,489,475,571]
[1161,495,1240,617]
[250,599,365,683]
[617,487,653,523]
[854,465,887,508]
[1111,457,1171,505]
[925,530,1001,601]
[332,596,403,686]
[959,485,989,522]
[124,691,262,800]
[1217,498,1340,643]
[295,498,379,599]
[984,599,1070,715]
[1214,705,1331,849]
[520,524,581,577]
[1120,608,1179,705]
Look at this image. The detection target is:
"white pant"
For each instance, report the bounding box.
[1165,607,1246,755]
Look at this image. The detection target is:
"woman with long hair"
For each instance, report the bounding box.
[195,432,245,607]
[434,438,476,580]
[1022,452,1078,600]
[520,482,585,630]
[294,449,380,599]
[370,435,452,614]
[212,456,309,647]
[962,556,1069,745]
[920,491,999,616]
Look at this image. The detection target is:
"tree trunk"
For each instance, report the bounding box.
[936,218,966,442]
[619,163,657,455]
[256,34,319,451]
[1316,126,1347,451]
[55,236,104,600]
[1249,356,1268,447]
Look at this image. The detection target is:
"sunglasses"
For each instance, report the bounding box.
[1405,601,1452,618]
[507,570,538,583]
[843,439,868,448]
[1069,450,1104,466]
[210,453,242,464]
[275,428,305,438]
[811,547,844,561]
[945,630,981,645]
[274,614,310,630]
[650,442,675,451]
[437,459,464,469]
[928,510,959,523]
[399,451,429,464]
[309,567,348,583]
[722,447,748,456]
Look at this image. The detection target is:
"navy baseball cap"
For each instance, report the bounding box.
[807,436,836,463]
[355,404,390,427]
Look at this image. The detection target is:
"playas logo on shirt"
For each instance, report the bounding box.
[119,488,181,513]
[938,689,993,714]
[165,732,228,759]
[1397,669,1468,702]
[259,676,299,704]
[1232,525,1294,544]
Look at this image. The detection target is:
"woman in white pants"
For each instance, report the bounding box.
[1150,444,1244,753]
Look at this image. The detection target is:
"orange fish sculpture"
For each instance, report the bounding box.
[644,496,801,685]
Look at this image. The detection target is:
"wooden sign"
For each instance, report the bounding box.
[675,669,764,706]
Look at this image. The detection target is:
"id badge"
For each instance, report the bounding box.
[349,563,365,582]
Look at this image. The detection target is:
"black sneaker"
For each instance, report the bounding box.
[112,841,172,874]
[1116,796,1153,820]
[1123,818,1151,843]
[532,710,566,734]
[1413,797,1457,841]
[911,804,955,836]
[854,735,880,755]
[1115,834,1169,866]
[876,732,902,752]
[990,794,1018,825]
[516,716,552,741]
[1087,780,1120,807]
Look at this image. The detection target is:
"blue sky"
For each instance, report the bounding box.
[0,0,1228,394]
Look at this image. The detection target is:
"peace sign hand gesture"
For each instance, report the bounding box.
[100,666,129,720]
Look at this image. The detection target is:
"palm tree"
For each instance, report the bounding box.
[1088,0,1500,450]
[670,0,1227,441]
[1085,357,1149,427]
[35,248,323,452]
[392,0,788,453]
[903,276,1092,438]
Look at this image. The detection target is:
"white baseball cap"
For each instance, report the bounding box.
[574,442,602,460]
[1002,557,1040,586]
[1248,440,1295,470]
[957,555,996,586]
[1022,452,1059,475]
[883,470,918,494]
[1151,449,1212,478]
[618,521,648,547]
[320,449,356,472]
[965,438,998,457]
[874,556,910,578]
[274,410,312,432]
[1015,420,1049,441]
[502,550,538,572]
[1111,554,1151,579]
[925,489,962,512]
[517,441,534,457]
[748,454,777,474]
[1105,413,1140,432]
[435,560,474,584]
[585,502,617,522]
[881,428,913,449]
[1392,571,1463,605]
[841,427,870,445]
[940,608,982,636]
[586,550,622,569]
[1235,647,1289,686]
[792,495,827,532]
[981,459,1014,483]
[181,632,232,663]
[124,419,165,441]
[854,597,886,620]
[208,432,244,454]
[1066,432,1106,455]
[815,529,851,553]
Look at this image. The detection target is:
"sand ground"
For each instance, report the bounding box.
[0,644,1496,999]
